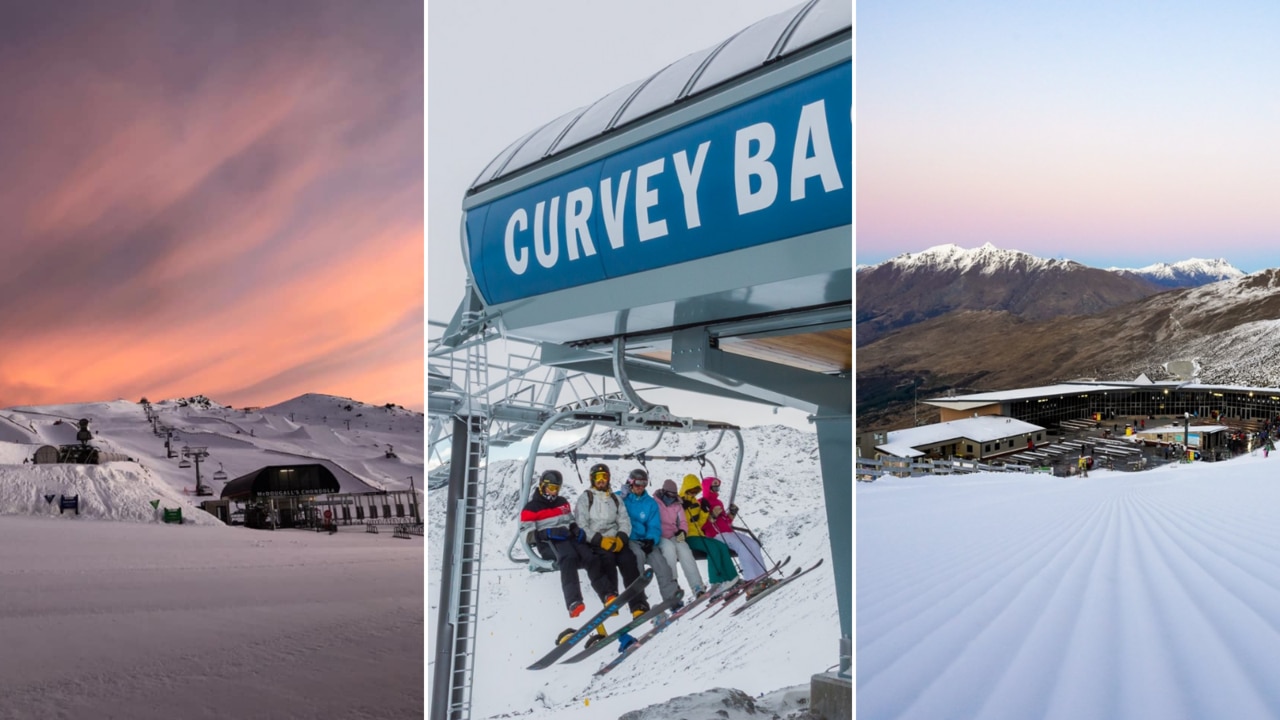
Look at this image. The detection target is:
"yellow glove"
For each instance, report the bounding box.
[600,536,623,552]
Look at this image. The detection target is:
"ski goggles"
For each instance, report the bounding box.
[541,483,561,494]
[591,470,610,483]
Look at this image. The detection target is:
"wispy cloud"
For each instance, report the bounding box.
[0,1,423,409]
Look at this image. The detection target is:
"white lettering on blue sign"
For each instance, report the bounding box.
[673,141,710,229]
[470,62,852,305]
[503,100,838,272]
[734,121,777,215]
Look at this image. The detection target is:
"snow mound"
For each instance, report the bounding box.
[0,462,222,525]
[618,685,816,719]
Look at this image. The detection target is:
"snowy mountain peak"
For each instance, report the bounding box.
[1108,258,1245,288]
[881,243,1079,275]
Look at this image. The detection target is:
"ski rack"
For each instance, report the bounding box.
[507,399,743,572]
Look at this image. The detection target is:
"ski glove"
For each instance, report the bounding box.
[639,539,654,554]
[569,523,586,544]
[617,532,629,548]
[541,527,571,542]
[728,503,739,517]
[600,536,624,553]
[674,530,686,543]
[589,532,604,548]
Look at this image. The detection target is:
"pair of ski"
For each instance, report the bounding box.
[687,555,791,621]
[591,580,722,676]
[729,558,825,616]
[528,569,683,670]
[596,558,823,676]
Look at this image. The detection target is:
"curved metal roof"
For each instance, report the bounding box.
[221,463,340,500]
[469,0,850,191]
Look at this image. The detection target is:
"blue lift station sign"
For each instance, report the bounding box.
[466,62,852,306]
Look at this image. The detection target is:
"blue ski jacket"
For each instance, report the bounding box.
[620,489,663,545]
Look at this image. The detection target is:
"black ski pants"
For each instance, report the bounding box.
[549,540,608,610]
[591,541,647,613]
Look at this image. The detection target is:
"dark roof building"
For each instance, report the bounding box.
[221,464,340,501]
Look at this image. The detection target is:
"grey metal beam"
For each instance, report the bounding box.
[705,304,852,343]
[813,408,852,676]
[538,343,782,407]
[430,417,471,720]
[434,285,489,351]
[669,327,849,415]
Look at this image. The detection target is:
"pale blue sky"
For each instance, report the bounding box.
[859,1,1280,273]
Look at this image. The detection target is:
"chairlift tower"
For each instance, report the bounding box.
[178,446,214,497]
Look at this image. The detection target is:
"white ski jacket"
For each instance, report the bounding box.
[573,487,632,540]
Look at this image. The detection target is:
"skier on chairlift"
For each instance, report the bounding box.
[575,463,651,618]
[519,470,604,619]
[699,475,774,596]
[619,468,682,610]
[680,474,740,592]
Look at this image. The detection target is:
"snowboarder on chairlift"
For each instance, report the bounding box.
[519,470,604,619]
[574,463,650,618]
[619,468,682,608]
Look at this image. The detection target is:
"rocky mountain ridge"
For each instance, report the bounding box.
[857,247,1273,431]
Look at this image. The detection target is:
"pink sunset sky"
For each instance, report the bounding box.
[858,2,1280,273]
[0,1,423,410]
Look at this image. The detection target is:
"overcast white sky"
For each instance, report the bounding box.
[425,1,823,432]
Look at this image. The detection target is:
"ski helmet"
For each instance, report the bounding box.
[589,463,611,486]
[626,468,649,488]
[537,468,563,497]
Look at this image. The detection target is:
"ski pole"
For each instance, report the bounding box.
[732,512,774,569]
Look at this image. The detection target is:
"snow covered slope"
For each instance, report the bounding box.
[427,425,840,719]
[0,394,424,524]
[859,455,1280,719]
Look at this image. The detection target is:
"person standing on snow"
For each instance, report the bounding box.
[655,478,706,598]
[519,470,605,619]
[618,468,682,608]
[699,476,769,585]
[680,474,740,591]
[574,463,650,618]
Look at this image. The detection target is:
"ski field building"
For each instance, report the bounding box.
[866,416,1045,461]
[859,377,1272,460]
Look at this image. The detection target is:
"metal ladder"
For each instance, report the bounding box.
[442,318,491,720]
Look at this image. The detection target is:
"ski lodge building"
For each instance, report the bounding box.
[202,463,419,529]
[859,376,1266,460]
[868,416,1045,461]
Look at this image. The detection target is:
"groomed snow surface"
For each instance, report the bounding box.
[0,517,423,720]
[858,453,1280,720]
[0,395,424,719]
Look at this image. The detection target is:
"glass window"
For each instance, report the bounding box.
[780,0,852,57]
[553,79,645,152]
[502,107,590,177]
[471,126,540,188]
[688,7,804,96]
[613,46,718,128]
